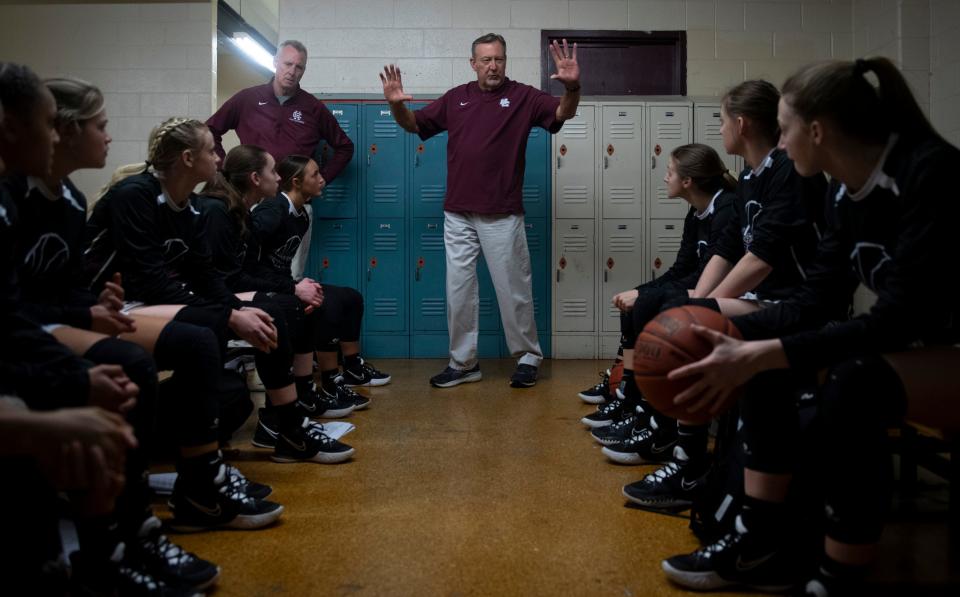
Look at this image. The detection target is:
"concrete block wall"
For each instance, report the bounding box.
[279,0,857,97]
[0,1,214,198]
[931,0,960,147]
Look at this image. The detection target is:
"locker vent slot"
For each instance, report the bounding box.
[479,297,495,316]
[608,122,636,139]
[561,185,588,203]
[373,232,398,250]
[419,184,445,202]
[526,233,541,252]
[373,185,400,203]
[529,128,543,140]
[323,186,347,201]
[561,122,588,139]
[560,300,588,317]
[657,238,683,252]
[338,119,352,135]
[562,234,588,252]
[420,233,444,251]
[373,122,398,137]
[704,123,722,139]
[608,186,637,203]
[656,122,683,140]
[608,235,636,252]
[608,306,622,318]
[656,185,676,201]
[522,185,542,202]
[373,298,398,316]
[322,233,351,251]
[420,298,445,317]
[533,298,541,316]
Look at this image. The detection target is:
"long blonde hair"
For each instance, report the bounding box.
[98,117,208,199]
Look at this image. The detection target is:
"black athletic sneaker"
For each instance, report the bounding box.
[117,565,204,597]
[271,417,355,464]
[580,398,629,428]
[342,358,392,386]
[251,407,334,449]
[602,420,678,464]
[300,385,354,418]
[661,515,798,592]
[335,375,371,410]
[224,463,272,500]
[125,516,220,592]
[622,458,705,510]
[430,364,482,388]
[578,370,611,404]
[509,363,538,388]
[590,413,642,445]
[169,462,284,532]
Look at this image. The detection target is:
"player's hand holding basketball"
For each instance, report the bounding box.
[669,329,786,415]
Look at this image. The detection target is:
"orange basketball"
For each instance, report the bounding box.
[633,305,742,425]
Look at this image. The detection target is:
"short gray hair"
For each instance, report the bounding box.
[277,40,308,59]
[471,33,506,57]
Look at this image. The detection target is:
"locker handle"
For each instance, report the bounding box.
[414,153,420,167]
[367,154,372,166]
[556,269,561,283]
[651,155,656,169]
[604,270,608,282]
[557,156,563,168]
[367,268,372,281]
[603,156,609,169]
[415,267,421,281]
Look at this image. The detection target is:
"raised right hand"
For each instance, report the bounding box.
[380,64,413,104]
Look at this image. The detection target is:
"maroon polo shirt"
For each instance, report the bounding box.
[414,78,562,215]
[206,81,354,183]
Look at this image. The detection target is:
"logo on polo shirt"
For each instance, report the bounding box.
[291,110,303,124]
[500,98,510,108]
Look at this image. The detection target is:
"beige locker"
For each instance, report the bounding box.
[601,105,645,220]
[554,219,596,332]
[554,105,596,219]
[600,219,645,333]
[648,103,692,220]
[649,218,686,281]
[693,103,744,176]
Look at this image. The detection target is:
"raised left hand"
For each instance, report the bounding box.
[549,38,579,89]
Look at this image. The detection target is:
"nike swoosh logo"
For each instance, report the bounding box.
[185,497,222,517]
[283,436,306,451]
[258,423,278,438]
[735,552,776,572]
[258,101,268,105]
[650,441,675,454]
[298,399,317,413]
[680,478,699,491]
[459,101,469,106]
[347,370,364,380]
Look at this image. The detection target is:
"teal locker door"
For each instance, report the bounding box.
[363,218,406,332]
[411,218,446,331]
[522,127,549,218]
[410,102,447,218]
[308,218,358,289]
[524,218,548,331]
[314,102,359,218]
[363,104,405,219]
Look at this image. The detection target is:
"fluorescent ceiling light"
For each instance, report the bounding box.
[231,32,275,72]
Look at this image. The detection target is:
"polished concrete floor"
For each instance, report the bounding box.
[161,359,958,596]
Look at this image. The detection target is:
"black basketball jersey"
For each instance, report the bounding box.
[86,171,239,309]
[651,189,737,291]
[249,193,308,279]
[5,175,98,328]
[193,194,296,294]
[714,149,828,300]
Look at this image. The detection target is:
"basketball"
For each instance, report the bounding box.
[633,305,742,425]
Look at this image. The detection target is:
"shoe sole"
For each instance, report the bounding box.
[580,416,614,428]
[430,371,482,388]
[251,438,276,449]
[578,392,607,404]
[660,560,795,593]
[313,406,354,418]
[600,447,647,464]
[271,447,355,464]
[621,487,693,510]
[590,432,626,446]
[352,400,371,410]
[510,379,536,388]
[344,376,391,387]
[168,505,284,533]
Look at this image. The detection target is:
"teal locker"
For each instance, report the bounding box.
[307,218,358,289]
[362,218,406,332]
[314,102,359,218]
[411,218,446,332]
[522,127,549,218]
[363,105,405,219]
[410,101,447,219]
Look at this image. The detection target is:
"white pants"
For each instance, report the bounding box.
[444,210,542,370]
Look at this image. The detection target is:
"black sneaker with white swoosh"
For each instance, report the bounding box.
[271,417,355,464]
[601,420,678,464]
[168,460,283,532]
[622,460,704,510]
[342,358,392,387]
[661,514,799,592]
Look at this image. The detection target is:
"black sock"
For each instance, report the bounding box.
[817,555,869,589]
[676,423,708,469]
[343,353,361,371]
[740,494,786,537]
[621,369,640,408]
[320,369,339,393]
[177,450,220,486]
[295,374,315,400]
[274,400,303,433]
